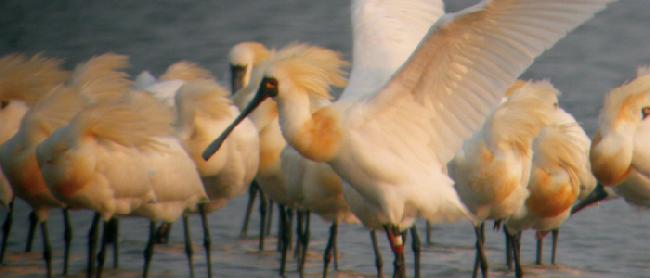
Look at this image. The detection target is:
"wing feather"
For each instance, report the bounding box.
[354,0,613,164]
[341,0,445,100]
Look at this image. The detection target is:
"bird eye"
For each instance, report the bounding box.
[0,101,8,109]
[642,106,650,119]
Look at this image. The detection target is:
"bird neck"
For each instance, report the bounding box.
[276,94,342,163]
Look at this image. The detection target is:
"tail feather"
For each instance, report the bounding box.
[175,80,233,121]
[160,61,215,82]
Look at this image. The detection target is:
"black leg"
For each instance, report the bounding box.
[298,211,311,277]
[259,191,268,251]
[154,222,172,244]
[472,223,489,278]
[551,228,559,265]
[25,211,37,252]
[266,199,274,236]
[509,229,523,278]
[384,226,405,278]
[472,224,480,278]
[370,230,384,278]
[294,211,303,259]
[279,205,288,276]
[40,221,53,278]
[0,199,14,264]
[87,213,101,278]
[286,209,294,251]
[143,221,156,278]
[97,220,110,278]
[107,218,119,268]
[472,250,480,278]
[333,221,339,271]
[183,216,195,278]
[410,225,421,278]
[323,221,338,278]
[199,204,213,278]
[535,234,543,265]
[504,227,512,271]
[240,181,259,238]
[63,209,73,275]
[425,221,432,245]
[276,203,283,252]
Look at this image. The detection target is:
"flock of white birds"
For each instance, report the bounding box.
[1,0,649,278]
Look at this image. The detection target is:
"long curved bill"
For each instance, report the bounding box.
[202,83,270,161]
[571,183,609,215]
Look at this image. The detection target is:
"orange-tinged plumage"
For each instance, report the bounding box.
[293,106,343,162]
[526,169,578,218]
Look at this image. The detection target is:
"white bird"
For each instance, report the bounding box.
[36,90,208,278]
[0,100,27,261]
[205,1,614,277]
[0,53,128,277]
[232,43,349,276]
[574,67,650,211]
[501,86,596,273]
[174,77,260,277]
[0,53,70,270]
[132,62,219,243]
[450,81,561,277]
[228,41,274,240]
[530,108,596,267]
[0,53,69,212]
[342,2,448,274]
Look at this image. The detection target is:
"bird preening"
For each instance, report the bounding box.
[3,0,649,277]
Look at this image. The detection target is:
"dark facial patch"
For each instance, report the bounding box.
[0,101,8,109]
[260,76,279,98]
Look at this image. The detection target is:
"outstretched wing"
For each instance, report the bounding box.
[352,0,614,164]
[340,0,444,101]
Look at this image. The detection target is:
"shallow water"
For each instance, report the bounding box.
[1,0,650,277]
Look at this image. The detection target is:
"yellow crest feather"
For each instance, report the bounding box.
[69,53,131,103]
[0,53,69,104]
[22,53,133,136]
[263,43,349,101]
[176,80,233,121]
